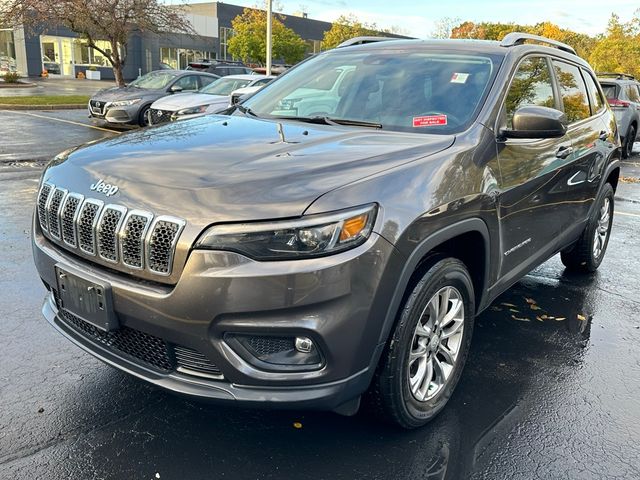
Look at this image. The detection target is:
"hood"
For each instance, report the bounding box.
[92,86,162,101]
[151,93,227,111]
[44,115,454,227]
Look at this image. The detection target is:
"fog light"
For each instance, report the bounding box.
[295,336,313,353]
[224,333,323,371]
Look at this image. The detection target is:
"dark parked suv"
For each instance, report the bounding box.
[597,73,640,158]
[33,34,620,428]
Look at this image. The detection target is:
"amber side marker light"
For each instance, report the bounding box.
[340,214,368,242]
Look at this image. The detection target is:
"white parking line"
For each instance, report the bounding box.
[4,110,120,134]
[616,210,640,218]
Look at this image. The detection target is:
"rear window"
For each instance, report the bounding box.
[625,84,640,102]
[600,83,618,100]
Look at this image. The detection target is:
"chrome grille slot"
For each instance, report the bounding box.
[78,200,103,255]
[174,345,223,379]
[37,183,185,278]
[61,193,83,247]
[147,217,184,275]
[37,183,53,232]
[97,205,126,263]
[47,188,67,240]
[120,211,152,269]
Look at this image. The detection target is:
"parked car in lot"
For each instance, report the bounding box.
[42,55,60,75]
[34,34,620,428]
[148,74,273,125]
[187,60,254,76]
[598,73,640,158]
[88,70,219,127]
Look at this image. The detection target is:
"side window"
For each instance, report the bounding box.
[173,75,199,91]
[582,71,604,113]
[252,78,272,87]
[504,57,555,128]
[551,60,591,123]
[626,84,640,103]
[199,76,217,88]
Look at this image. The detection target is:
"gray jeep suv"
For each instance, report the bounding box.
[598,73,640,158]
[33,34,620,428]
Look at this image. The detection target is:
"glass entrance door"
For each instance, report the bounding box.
[41,35,75,76]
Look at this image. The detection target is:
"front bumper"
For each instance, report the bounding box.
[88,103,137,124]
[33,225,395,410]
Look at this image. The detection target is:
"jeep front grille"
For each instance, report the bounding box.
[37,183,185,276]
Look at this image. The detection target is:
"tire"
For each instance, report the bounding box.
[560,183,614,273]
[138,105,151,127]
[622,124,636,159]
[367,257,475,429]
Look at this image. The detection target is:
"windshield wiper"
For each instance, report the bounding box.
[272,116,382,129]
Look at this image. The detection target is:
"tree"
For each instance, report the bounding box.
[431,17,461,39]
[0,0,193,86]
[321,14,381,50]
[589,13,640,78]
[227,8,307,65]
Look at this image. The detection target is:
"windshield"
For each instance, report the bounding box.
[201,77,253,96]
[129,71,179,89]
[242,49,500,134]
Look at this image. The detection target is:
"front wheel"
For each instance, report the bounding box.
[367,257,475,429]
[138,105,151,127]
[561,183,614,272]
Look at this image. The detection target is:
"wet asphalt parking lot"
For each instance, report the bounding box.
[1,110,640,479]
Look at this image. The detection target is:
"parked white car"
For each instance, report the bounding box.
[148,74,274,125]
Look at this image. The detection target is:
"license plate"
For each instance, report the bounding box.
[55,264,118,331]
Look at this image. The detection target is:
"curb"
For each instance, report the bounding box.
[0,103,86,110]
[0,83,39,89]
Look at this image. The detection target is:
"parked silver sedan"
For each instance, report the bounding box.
[148,74,274,125]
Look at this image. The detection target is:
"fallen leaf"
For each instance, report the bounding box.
[536,316,544,322]
[511,314,530,322]
[501,303,517,308]
[555,317,566,321]
[530,304,541,311]
[509,308,520,313]
[541,315,548,320]
[577,314,587,321]
[525,298,536,304]
[293,422,303,429]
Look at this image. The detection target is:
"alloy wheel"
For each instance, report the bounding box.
[408,286,465,402]
[593,197,611,260]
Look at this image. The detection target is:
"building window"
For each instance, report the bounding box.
[160,47,213,69]
[0,29,18,75]
[220,27,234,60]
[72,39,115,67]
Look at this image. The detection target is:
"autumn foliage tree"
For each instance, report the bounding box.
[321,14,382,50]
[589,13,640,78]
[0,0,193,85]
[227,8,307,65]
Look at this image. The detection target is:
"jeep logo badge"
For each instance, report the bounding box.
[90,179,119,197]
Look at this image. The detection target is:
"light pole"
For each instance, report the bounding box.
[266,0,272,75]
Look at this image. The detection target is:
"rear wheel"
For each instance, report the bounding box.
[622,124,636,159]
[367,257,475,429]
[561,183,614,272]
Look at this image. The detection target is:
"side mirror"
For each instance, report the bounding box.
[169,85,183,93]
[501,106,567,139]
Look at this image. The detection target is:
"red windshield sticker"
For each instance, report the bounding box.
[413,115,447,127]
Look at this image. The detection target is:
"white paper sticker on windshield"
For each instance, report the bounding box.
[451,73,470,84]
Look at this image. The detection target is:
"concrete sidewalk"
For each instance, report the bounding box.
[0,77,115,97]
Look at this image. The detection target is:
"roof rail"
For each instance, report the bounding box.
[596,72,636,80]
[500,32,577,56]
[336,36,399,48]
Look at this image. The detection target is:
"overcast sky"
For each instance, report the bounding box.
[190,0,639,37]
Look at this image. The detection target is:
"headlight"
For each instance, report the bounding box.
[195,204,377,260]
[110,98,141,107]
[175,105,208,116]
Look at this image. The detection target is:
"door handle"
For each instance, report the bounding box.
[556,146,574,159]
[599,131,609,141]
